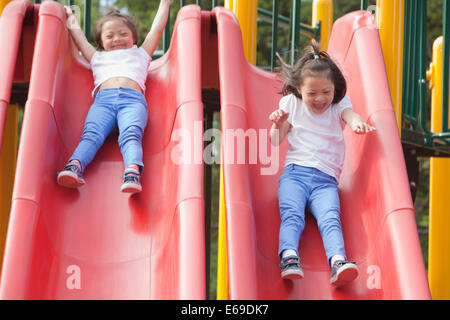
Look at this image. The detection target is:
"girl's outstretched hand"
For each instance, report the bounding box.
[269,109,289,126]
[64,5,74,18]
[341,109,376,134]
[349,119,376,134]
[64,5,81,30]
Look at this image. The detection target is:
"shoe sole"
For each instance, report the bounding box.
[57,171,85,188]
[121,182,142,194]
[281,269,304,280]
[330,264,358,287]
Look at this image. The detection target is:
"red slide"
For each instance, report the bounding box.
[216,8,431,299]
[0,1,205,299]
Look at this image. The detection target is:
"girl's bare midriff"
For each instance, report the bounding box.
[99,77,142,92]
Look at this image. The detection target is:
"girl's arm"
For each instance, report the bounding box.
[269,109,291,146]
[141,0,172,57]
[341,108,376,134]
[65,6,96,62]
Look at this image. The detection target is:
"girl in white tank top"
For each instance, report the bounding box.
[57,1,172,194]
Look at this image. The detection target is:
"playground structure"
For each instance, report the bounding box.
[0,0,448,299]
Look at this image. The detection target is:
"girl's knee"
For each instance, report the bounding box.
[280,208,306,228]
[81,125,107,145]
[119,125,144,145]
[316,209,342,231]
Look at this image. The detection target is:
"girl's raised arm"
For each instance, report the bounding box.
[65,6,96,62]
[141,0,172,57]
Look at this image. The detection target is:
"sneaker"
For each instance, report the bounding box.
[330,260,358,287]
[279,255,304,280]
[57,164,85,188]
[121,170,142,193]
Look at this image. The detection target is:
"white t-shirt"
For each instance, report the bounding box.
[279,94,353,181]
[90,45,151,97]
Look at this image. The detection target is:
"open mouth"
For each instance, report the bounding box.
[111,44,126,49]
[314,104,327,110]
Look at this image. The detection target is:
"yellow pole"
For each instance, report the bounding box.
[0,105,18,271]
[376,0,404,135]
[312,0,333,51]
[0,0,12,15]
[427,36,450,300]
[216,164,229,300]
[225,0,258,65]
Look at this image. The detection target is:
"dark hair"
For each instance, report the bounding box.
[94,8,139,51]
[277,40,347,104]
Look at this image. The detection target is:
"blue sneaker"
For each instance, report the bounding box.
[279,255,304,280]
[330,260,358,286]
[57,164,85,188]
[121,170,142,193]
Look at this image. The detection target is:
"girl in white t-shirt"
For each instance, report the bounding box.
[57,1,171,194]
[269,40,375,286]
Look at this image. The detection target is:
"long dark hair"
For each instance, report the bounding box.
[94,8,139,51]
[277,40,347,104]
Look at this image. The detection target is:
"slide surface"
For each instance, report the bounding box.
[216,8,431,299]
[0,2,205,299]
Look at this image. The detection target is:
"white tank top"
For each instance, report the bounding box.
[90,45,151,97]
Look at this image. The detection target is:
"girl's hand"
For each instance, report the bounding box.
[349,119,376,134]
[65,5,81,30]
[269,109,289,126]
[64,5,73,17]
[341,109,376,134]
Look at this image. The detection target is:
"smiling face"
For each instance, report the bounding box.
[298,75,335,114]
[100,18,135,51]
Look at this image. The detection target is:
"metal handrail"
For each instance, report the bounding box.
[402,0,450,145]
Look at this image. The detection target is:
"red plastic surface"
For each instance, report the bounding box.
[216,8,431,299]
[0,0,37,148]
[0,2,205,299]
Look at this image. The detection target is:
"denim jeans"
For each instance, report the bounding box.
[278,164,346,265]
[70,87,148,173]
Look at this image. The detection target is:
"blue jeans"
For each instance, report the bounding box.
[70,87,148,173]
[278,164,346,266]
